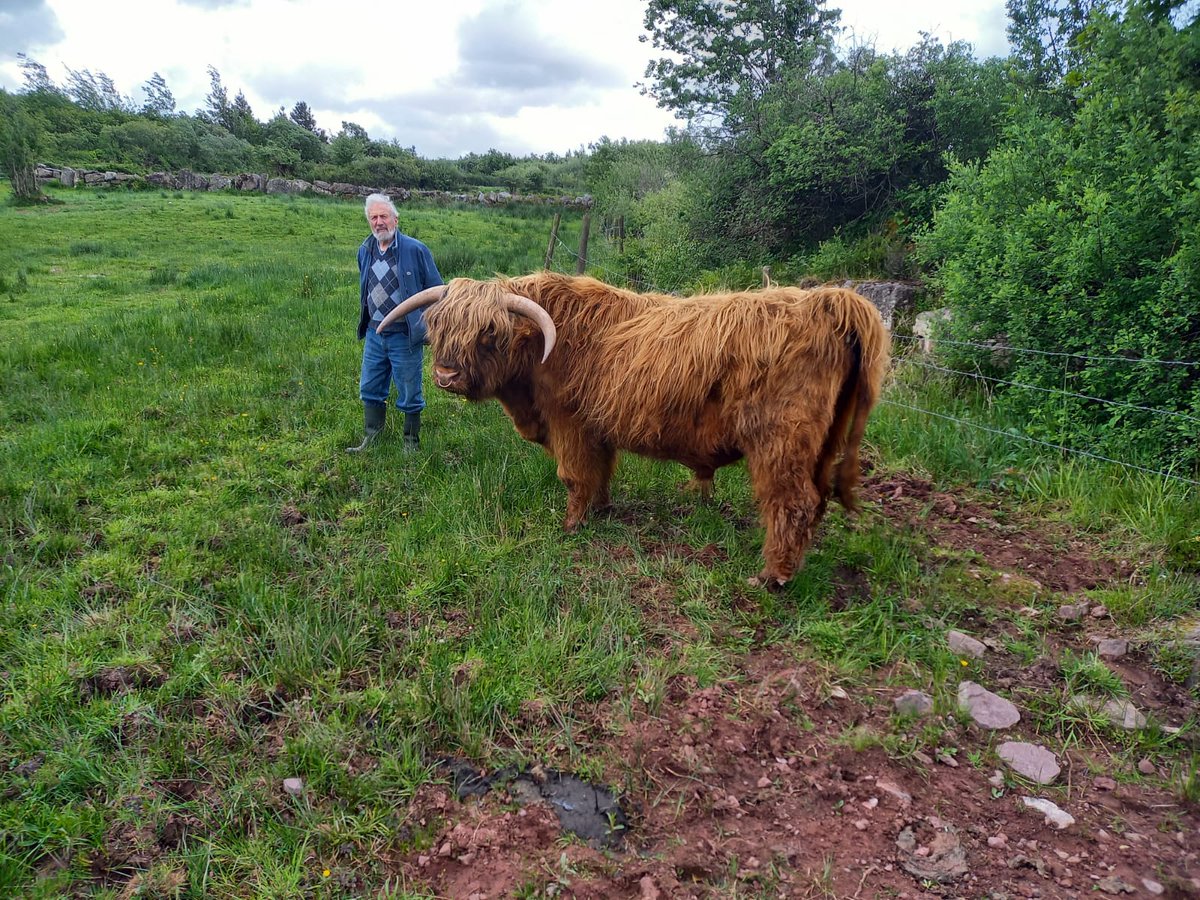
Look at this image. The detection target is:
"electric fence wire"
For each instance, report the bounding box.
[891,332,1199,368]
[880,397,1200,487]
[901,358,1200,425]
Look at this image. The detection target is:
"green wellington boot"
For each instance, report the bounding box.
[346,404,386,453]
[402,411,421,452]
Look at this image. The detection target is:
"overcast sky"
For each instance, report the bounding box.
[0,0,1011,159]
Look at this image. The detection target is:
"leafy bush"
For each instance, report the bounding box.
[917,5,1200,471]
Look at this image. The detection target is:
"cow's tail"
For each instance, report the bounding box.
[820,289,890,512]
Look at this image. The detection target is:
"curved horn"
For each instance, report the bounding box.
[502,293,557,363]
[376,284,447,333]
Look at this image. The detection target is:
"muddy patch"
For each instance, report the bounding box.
[440,756,628,848]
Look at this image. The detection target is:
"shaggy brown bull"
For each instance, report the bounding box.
[379,272,889,587]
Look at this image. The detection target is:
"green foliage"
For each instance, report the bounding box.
[917,4,1200,470]
[640,0,839,130]
[0,90,45,201]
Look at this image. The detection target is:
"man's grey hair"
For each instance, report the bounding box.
[364,193,397,217]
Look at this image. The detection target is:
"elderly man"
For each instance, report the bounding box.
[347,193,443,452]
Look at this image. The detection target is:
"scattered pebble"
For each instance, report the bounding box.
[875,778,913,806]
[988,834,1008,848]
[1096,638,1128,659]
[997,741,1060,785]
[894,689,934,717]
[1142,878,1164,895]
[958,681,1021,729]
[1102,699,1148,730]
[1137,757,1156,776]
[282,777,304,796]
[936,751,959,768]
[1021,797,1074,829]
[1057,602,1089,622]
[1093,776,1117,791]
[947,629,986,659]
[1090,605,1108,618]
[854,818,869,831]
[1096,874,1136,895]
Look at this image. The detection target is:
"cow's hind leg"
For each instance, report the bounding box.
[746,448,823,589]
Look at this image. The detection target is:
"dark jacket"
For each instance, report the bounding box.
[356,232,442,344]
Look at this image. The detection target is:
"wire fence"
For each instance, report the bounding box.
[550,226,1200,488]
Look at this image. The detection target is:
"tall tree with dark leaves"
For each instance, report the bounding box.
[289,101,319,134]
[639,0,841,137]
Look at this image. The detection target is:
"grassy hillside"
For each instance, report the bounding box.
[1,186,1197,898]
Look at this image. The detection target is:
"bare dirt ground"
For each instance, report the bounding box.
[387,473,1198,899]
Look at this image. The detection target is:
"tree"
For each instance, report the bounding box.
[141,72,176,117]
[1006,0,1119,109]
[289,101,324,139]
[338,121,370,141]
[639,0,840,135]
[0,91,46,202]
[227,90,261,142]
[262,111,326,165]
[17,54,60,94]
[201,65,231,128]
[63,67,132,112]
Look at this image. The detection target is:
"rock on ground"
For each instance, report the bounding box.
[958,681,1021,729]
[997,742,1060,784]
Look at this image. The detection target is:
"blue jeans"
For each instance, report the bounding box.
[359,328,424,414]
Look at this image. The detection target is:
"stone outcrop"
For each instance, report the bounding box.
[840,280,918,330]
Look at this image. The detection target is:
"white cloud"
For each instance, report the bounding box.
[0,0,1011,156]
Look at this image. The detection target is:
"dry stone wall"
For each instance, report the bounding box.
[34,164,593,208]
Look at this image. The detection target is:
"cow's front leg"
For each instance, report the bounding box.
[551,428,616,530]
[746,445,822,588]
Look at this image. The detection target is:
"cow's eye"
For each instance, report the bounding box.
[478,332,495,350]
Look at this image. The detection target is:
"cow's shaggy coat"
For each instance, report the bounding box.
[403,272,890,587]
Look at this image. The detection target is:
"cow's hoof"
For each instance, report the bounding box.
[747,574,787,592]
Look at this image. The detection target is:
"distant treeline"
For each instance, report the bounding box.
[0,59,590,196]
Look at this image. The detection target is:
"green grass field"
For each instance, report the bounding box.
[1,185,1197,898]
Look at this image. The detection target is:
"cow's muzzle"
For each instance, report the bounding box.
[433,365,465,392]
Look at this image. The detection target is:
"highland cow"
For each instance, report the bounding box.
[378,272,889,588]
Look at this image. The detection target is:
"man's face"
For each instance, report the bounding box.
[367,204,397,243]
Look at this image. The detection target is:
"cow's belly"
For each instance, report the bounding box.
[622,437,742,473]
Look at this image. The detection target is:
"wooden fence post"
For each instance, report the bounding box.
[617,215,625,255]
[576,212,591,275]
[762,265,772,288]
[544,211,561,270]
